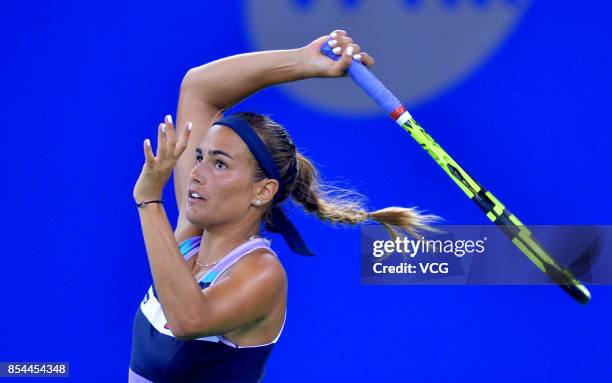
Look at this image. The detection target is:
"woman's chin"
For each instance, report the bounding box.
[185,207,209,227]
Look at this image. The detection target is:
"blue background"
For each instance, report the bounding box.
[2,1,611,382]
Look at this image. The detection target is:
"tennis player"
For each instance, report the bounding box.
[128,29,437,382]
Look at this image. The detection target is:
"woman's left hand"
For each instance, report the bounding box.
[133,115,192,202]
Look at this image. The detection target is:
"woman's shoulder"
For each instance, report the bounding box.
[230,247,287,290]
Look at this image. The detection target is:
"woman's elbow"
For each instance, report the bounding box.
[179,67,219,108]
[172,315,216,341]
[171,323,201,341]
[180,68,199,92]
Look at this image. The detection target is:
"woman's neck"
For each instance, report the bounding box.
[197,221,261,266]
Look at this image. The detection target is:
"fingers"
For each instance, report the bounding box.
[142,115,187,174]
[147,115,191,166]
[338,36,354,46]
[338,43,359,71]
[156,122,167,158]
[330,29,347,39]
[156,114,180,160]
[174,122,192,158]
[143,139,155,164]
[164,114,176,147]
[330,42,361,73]
[358,52,375,68]
[328,36,355,55]
[326,29,374,72]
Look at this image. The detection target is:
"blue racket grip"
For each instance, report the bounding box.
[320,42,404,117]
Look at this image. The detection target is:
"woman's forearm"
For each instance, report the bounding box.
[137,203,206,336]
[182,48,309,110]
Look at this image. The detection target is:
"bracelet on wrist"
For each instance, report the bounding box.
[136,199,164,208]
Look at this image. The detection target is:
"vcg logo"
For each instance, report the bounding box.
[244,0,531,114]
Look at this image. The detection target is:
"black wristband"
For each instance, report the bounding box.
[136,200,164,208]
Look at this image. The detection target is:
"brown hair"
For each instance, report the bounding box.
[234,111,440,239]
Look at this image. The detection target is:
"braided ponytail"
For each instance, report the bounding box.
[291,152,440,239]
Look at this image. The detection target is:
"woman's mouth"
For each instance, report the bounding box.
[188,190,206,203]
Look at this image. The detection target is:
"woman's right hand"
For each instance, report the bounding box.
[299,29,375,78]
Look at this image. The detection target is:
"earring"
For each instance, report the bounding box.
[255,200,261,206]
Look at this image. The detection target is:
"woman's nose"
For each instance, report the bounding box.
[190,162,206,184]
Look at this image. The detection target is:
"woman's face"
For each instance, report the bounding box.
[186,124,259,229]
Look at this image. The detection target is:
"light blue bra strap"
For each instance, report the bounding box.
[178,236,202,259]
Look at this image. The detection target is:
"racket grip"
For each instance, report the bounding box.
[320,41,404,116]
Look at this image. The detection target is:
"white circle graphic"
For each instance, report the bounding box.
[244,0,531,114]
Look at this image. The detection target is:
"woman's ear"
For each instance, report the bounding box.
[253,178,279,206]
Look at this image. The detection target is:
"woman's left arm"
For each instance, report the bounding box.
[133,117,204,332]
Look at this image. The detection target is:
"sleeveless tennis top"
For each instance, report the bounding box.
[129,236,285,382]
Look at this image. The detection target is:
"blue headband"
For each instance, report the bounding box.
[212,115,314,256]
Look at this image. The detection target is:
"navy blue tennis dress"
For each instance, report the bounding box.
[129,236,285,382]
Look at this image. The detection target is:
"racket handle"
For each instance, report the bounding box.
[320,41,404,117]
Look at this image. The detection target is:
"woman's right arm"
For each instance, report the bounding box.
[172,30,374,242]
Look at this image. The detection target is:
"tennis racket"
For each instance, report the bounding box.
[320,42,591,304]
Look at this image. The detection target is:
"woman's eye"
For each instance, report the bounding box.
[215,160,227,169]
[196,155,203,163]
